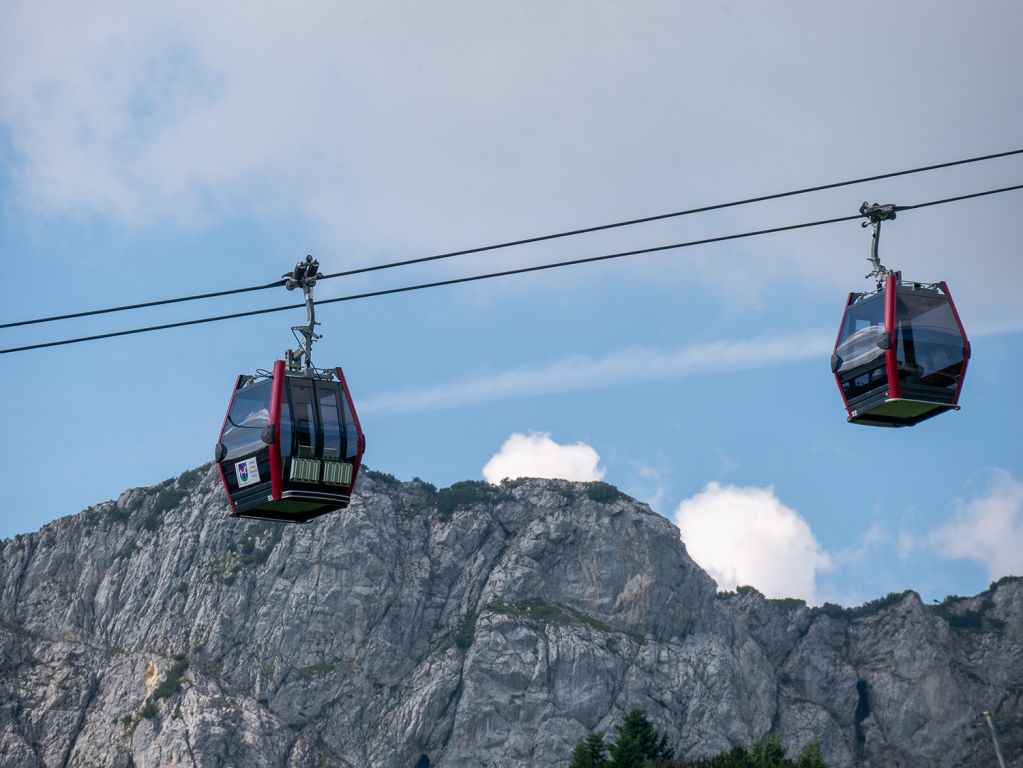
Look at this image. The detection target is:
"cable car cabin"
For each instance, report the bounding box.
[215,360,365,522]
[831,275,970,427]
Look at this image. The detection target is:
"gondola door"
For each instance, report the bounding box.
[216,365,282,516]
[271,369,364,521]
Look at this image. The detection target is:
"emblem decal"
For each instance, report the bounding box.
[235,458,261,488]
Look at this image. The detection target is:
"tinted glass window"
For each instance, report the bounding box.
[895,290,965,391]
[841,362,888,402]
[835,294,885,374]
[278,402,292,458]
[835,294,888,401]
[290,379,318,458]
[221,380,271,462]
[340,388,359,459]
[316,382,342,461]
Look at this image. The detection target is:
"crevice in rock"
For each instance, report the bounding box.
[60,671,101,768]
[854,678,871,757]
[435,657,467,757]
[181,714,199,768]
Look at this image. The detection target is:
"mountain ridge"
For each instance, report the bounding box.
[0,465,1020,767]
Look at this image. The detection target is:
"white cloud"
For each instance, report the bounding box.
[482,432,604,484]
[360,330,833,415]
[2,2,1022,325]
[930,470,1023,581]
[674,482,831,603]
[832,522,888,567]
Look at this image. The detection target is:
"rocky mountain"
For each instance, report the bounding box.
[0,466,1019,767]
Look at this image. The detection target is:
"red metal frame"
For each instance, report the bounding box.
[939,281,971,405]
[268,360,286,500]
[336,366,365,483]
[883,274,900,400]
[832,293,856,409]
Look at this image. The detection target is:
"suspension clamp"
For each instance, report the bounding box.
[859,202,897,228]
[284,254,321,290]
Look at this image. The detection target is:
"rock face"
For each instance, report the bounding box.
[0,466,1020,767]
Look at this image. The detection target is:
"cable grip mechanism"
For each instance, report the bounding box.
[283,255,323,373]
[859,202,900,291]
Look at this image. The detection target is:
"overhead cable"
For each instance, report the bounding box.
[3,181,1021,356]
[0,279,287,331]
[317,148,1023,281]
[3,147,1022,331]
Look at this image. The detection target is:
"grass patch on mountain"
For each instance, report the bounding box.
[177,465,206,488]
[810,603,849,620]
[931,593,1006,633]
[437,611,480,653]
[152,655,189,700]
[104,504,133,525]
[768,597,807,612]
[434,481,511,517]
[297,659,340,680]
[236,522,283,568]
[583,481,628,504]
[152,481,188,515]
[847,591,914,619]
[363,467,402,487]
[486,598,644,641]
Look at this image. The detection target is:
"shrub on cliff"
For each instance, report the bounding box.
[571,711,829,768]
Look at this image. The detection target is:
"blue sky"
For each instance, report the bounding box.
[2,1,1022,606]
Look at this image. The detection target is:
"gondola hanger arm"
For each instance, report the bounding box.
[859,202,900,290]
[283,255,324,374]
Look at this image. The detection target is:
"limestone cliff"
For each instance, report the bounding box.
[0,466,1019,767]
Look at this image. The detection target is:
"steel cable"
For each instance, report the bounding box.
[3,148,1022,331]
[4,181,1021,355]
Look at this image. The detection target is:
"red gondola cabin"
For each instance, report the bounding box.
[831,274,970,427]
[215,360,365,522]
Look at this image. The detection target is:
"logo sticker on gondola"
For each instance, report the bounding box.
[235,458,260,487]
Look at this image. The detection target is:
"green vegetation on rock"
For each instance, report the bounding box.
[297,659,339,680]
[434,481,510,517]
[584,482,628,504]
[571,711,829,767]
[486,598,645,642]
[152,655,189,700]
[363,467,402,487]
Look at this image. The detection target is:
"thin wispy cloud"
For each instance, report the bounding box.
[359,329,833,415]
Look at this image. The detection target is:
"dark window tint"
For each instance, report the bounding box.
[835,294,888,401]
[316,382,342,461]
[841,363,889,402]
[835,294,885,374]
[894,289,965,391]
[278,402,292,458]
[290,379,318,458]
[340,387,359,459]
[221,380,271,462]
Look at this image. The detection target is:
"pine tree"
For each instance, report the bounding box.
[607,709,674,767]
[793,741,827,768]
[570,731,610,768]
[749,733,787,767]
[585,710,829,768]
